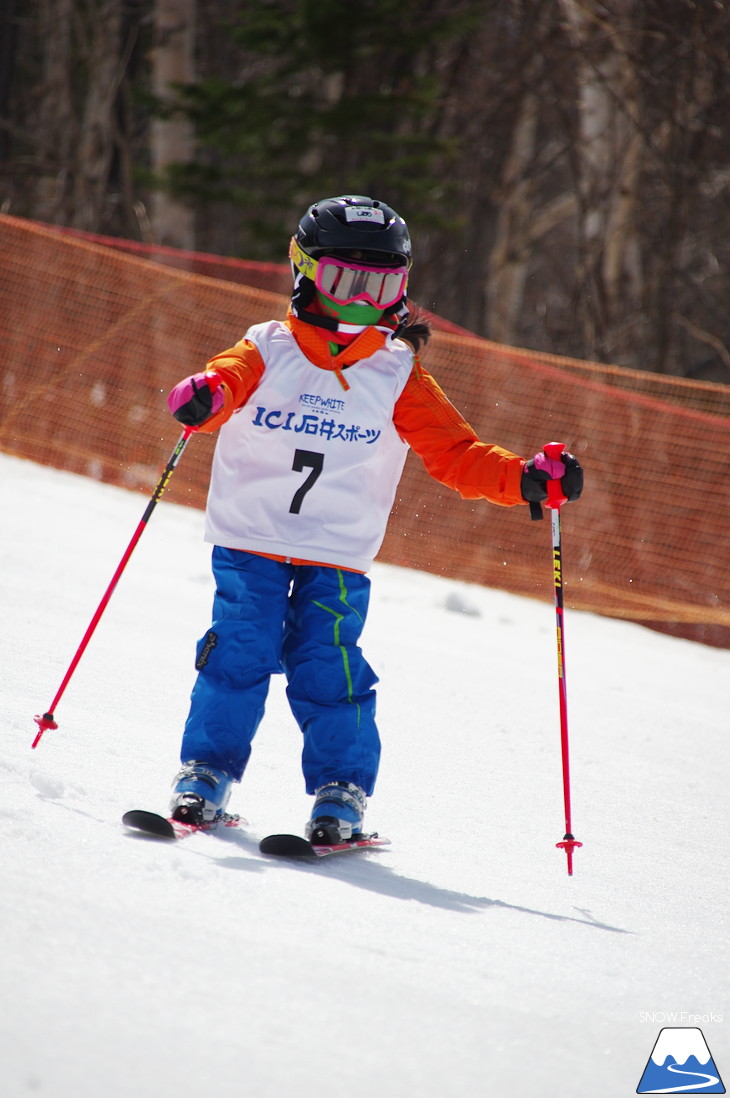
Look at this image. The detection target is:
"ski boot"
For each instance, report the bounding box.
[305,781,367,844]
[170,761,233,826]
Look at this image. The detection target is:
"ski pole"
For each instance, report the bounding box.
[32,426,195,748]
[532,441,582,875]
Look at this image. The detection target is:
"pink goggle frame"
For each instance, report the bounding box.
[315,255,409,309]
[289,237,408,309]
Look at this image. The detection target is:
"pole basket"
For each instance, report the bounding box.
[556,835,583,877]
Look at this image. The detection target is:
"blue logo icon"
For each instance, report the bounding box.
[637,1027,725,1093]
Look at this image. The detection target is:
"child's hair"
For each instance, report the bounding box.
[400,306,432,353]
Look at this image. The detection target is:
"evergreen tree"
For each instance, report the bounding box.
[172,0,486,256]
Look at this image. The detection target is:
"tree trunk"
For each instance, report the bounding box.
[150,0,196,250]
[487,89,540,344]
[72,0,125,231]
[557,0,646,363]
[34,0,77,223]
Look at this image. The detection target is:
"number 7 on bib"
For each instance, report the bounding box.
[290,449,324,514]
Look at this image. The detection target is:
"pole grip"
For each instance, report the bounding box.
[544,441,567,510]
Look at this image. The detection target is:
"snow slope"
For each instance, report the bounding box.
[1,452,728,1098]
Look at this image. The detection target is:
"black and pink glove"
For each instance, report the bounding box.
[168,371,224,427]
[521,450,583,510]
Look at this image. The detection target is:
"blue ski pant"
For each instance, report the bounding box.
[180,548,380,794]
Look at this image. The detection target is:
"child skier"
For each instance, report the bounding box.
[166,194,583,843]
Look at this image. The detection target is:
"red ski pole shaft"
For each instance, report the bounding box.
[543,441,582,876]
[32,427,194,748]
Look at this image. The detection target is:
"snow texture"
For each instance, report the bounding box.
[1,452,728,1097]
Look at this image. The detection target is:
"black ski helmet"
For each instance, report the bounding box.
[295,195,412,266]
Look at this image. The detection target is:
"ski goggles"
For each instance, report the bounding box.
[289,237,409,309]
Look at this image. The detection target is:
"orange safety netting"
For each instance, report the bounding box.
[2,213,729,647]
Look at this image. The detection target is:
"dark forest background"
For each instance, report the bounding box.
[2,0,729,380]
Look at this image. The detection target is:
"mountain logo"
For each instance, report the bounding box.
[637,1027,725,1093]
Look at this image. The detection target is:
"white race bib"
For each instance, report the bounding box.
[205,321,412,571]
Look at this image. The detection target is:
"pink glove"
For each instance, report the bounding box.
[168,372,224,427]
[531,450,567,480]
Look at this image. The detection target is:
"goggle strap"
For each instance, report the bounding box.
[289,237,318,281]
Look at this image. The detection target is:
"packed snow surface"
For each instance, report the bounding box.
[1,453,728,1097]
